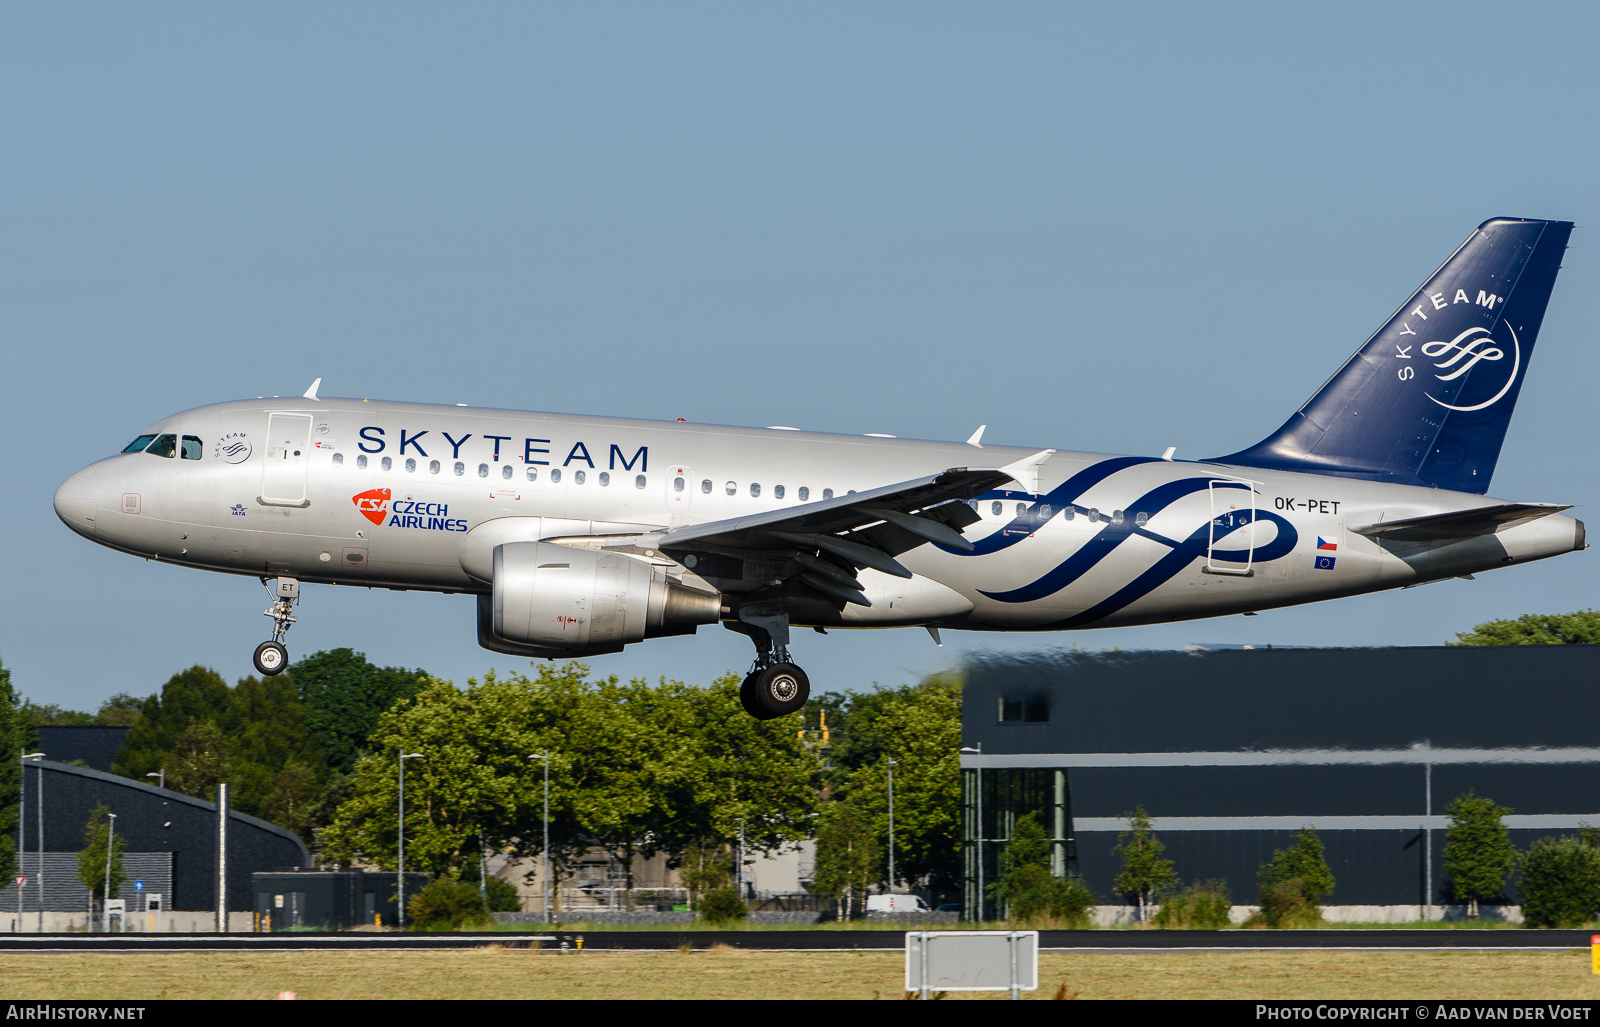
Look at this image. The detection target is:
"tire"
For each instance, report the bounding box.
[749,663,809,719]
[254,640,289,676]
[739,672,765,718]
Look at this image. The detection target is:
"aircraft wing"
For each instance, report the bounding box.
[1348,503,1572,542]
[654,467,1013,597]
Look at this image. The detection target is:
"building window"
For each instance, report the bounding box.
[998,695,1049,723]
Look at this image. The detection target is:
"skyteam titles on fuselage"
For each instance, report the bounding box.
[354,425,648,471]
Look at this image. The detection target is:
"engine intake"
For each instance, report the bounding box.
[489,541,720,651]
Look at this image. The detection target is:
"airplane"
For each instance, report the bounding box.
[54,217,1584,720]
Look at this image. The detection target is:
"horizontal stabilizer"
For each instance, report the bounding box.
[1349,503,1571,542]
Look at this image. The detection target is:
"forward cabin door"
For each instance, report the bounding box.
[260,413,314,506]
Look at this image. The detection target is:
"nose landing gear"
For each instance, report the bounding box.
[253,577,299,676]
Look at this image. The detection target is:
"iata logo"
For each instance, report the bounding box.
[353,488,391,525]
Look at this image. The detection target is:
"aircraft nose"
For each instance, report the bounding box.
[54,465,99,538]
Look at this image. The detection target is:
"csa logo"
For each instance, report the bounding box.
[353,488,391,526]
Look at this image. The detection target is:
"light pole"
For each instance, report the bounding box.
[18,751,42,931]
[104,813,117,932]
[887,759,897,895]
[398,753,424,928]
[528,754,550,920]
[145,770,164,791]
[961,745,982,922]
[28,754,44,933]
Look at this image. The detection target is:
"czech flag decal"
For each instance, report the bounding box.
[1317,537,1338,551]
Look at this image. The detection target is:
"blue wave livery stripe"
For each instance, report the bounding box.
[978,475,1299,615]
[942,455,1161,556]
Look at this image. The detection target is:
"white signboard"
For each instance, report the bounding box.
[905,931,1038,998]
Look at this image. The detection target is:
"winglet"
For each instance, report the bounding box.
[303,378,323,401]
[966,425,986,448]
[998,449,1055,494]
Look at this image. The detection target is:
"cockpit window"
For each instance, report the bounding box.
[145,434,178,458]
[121,434,158,454]
[181,436,203,460]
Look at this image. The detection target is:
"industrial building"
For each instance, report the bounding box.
[961,645,1600,921]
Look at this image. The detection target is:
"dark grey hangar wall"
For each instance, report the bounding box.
[15,761,310,913]
[960,646,1600,914]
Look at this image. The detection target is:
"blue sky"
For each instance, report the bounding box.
[5,2,1598,709]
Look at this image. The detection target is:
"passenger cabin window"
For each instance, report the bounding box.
[146,434,178,458]
[428,460,440,474]
[1015,502,1027,517]
[701,479,712,494]
[333,453,344,466]
[478,463,489,478]
[181,436,203,460]
[574,470,586,485]
[550,469,561,483]
[1063,506,1074,521]
[1039,504,1052,519]
[598,472,610,486]
[525,467,538,481]
[1088,508,1100,523]
[992,501,1003,516]
[453,461,465,476]
[381,457,392,471]
[774,485,785,499]
[822,489,833,500]
[674,477,685,492]
[725,482,736,495]
[502,465,514,480]
[798,487,809,501]
[405,458,416,473]
[1135,511,1148,527]
[635,475,647,489]
[750,483,760,498]
[121,434,158,454]
[998,695,1049,723]
[357,455,368,469]
[1112,510,1125,525]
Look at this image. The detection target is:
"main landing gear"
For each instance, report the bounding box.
[728,606,810,720]
[253,576,299,676]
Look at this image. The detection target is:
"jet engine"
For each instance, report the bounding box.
[479,541,721,657]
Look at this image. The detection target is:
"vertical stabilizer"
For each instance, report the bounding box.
[1215,218,1572,493]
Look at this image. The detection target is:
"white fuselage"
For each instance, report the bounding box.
[54,398,1585,633]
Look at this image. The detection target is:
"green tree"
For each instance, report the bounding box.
[991,812,1094,925]
[1151,880,1233,930]
[109,666,329,836]
[1253,827,1336,927]
[288,649,428,775]
[407,877,489,931]
[1450,610,1600,646]
[811,802,881,919]
[807,673,962,893]
[76,805,126,919]
[1443,792,1518,918]
[1520,836,1600,928]
[1112,806,1177,922]
[0,655,32,884]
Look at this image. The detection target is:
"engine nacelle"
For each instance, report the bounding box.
[489,541,721,651]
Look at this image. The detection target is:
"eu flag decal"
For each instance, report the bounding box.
[1314,555,1337,570]
[1317,537,1338,551]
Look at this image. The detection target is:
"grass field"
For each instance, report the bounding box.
[3,948,1598,1000]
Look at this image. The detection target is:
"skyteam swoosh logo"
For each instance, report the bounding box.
[939,457,1300,626]
[1423,324,1521,413]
